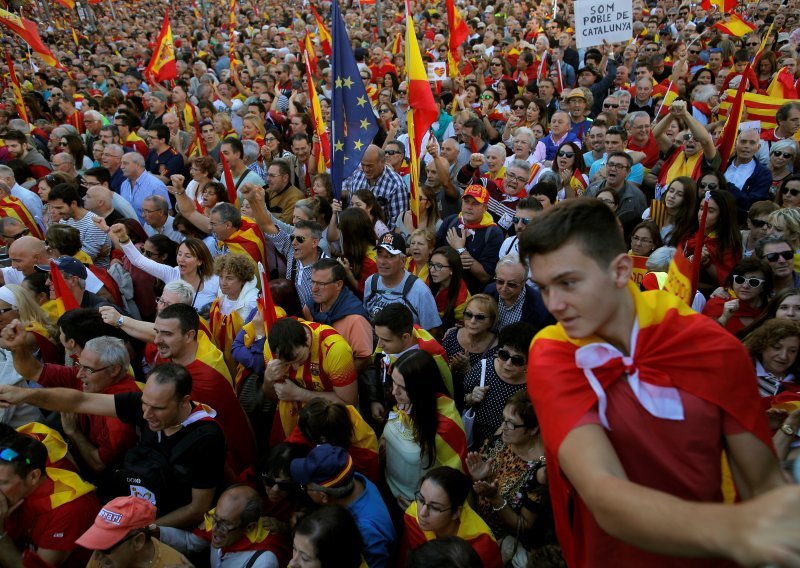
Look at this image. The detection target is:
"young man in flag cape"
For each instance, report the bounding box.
[521,199,800,568]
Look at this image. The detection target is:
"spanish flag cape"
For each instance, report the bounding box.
[392,394,468,472]
[285,405,380,483]
[681,231,739,287]
[265,320,357,445]
[375,326,454,396]
[527,283,772,568]
[434,279,470,324]
[0,195,43,240]
[193,508,290,565]
[657,146,704,190]
[223,217,269,269]
[458,211,497,232]
[25,320,63,365]
[401,500,502,568]
[406,257,430,283]
[16,423,96,509]
[356,246,379,297]
[208,297,245,378]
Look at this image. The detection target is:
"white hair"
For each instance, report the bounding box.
[646,246,677,272]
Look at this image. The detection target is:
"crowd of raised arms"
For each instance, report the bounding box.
[0,0,798,566]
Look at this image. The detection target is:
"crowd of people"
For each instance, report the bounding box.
[0,0,798,565]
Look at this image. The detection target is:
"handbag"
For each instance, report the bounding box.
[462,358,487,449]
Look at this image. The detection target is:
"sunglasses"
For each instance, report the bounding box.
[480,94,494,100]
[496,348,526,366]
[783,188,800,197]
[747,42,759,46]
[463,310,488,321]
[513,104,526,110]
[750,218,769,228]
[773,151,794,159]
[261,475,295,491]
[732,274,765,287]
[699,181,718,190]
[764,250,794,262]
[291,235,307,244]
[603,103,620,108]
[385,150,402,155]
[557,150,575,158]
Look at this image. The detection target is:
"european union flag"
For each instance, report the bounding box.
[330,0,379,199]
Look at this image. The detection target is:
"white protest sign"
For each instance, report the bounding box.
[427,62,447,82]
[574,0,633,50]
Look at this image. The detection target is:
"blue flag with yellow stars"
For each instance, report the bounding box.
[330,0,379,199]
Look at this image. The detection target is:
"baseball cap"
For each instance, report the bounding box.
[567,90,587,101]
[578,66,599,77]
[464,184,489,204]
[149,91,168,102]
[75,496,156,550]
[290,444,355,488]
[377,232,407,256]
[35,256,88,279]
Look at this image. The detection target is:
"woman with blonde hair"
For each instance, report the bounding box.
[241,113,267,149]
[406,228,436,282]
[767,207,800,272]
[213,112,237,140]
[0,284,62,364]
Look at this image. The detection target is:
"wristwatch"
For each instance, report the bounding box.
[116,316,124,328]
[456,247,467,255]
[780,423,796,437]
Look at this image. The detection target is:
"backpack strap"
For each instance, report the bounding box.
[400,274,419,320]
[244,549,267,568]
[364,275,379,309]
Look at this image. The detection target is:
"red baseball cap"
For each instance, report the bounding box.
[75,496,156,550]
[464,184,489,204]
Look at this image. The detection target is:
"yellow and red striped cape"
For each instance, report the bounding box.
[265,320,357,444]
[528,282,773,567]
[401,500,502,568]
[223,217,269,270]
[208,298,245,378]
[657,147,704,190]
[193,508,290,563]
[435,279,470,325]
[0,195,43,240]
[434,394,468,471]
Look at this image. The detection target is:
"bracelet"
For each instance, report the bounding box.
[119,239,131,245]
[491,499,507,512]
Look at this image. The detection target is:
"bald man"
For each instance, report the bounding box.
[344,144,407,229]
[83,185,127,226]
[0,236,106,295]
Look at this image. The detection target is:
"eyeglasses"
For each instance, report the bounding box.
[414,492,451,514]
[606,161,629,170]
[463,310,488,321]
[495,278,521,289]
[689,49,701,55]
[75,363,112,375]
[142,249,160,259]
[491,62,502,67]
[603,103,620,108]
[699,181,718,190]
[480,94,494,100]
[750,218,769,229]
[0,447,30,465]
[505,172,527,182]
[783,188,800,198]
[764,250,794,262]
[513,104,526,110]
[427,261,451,272]
[211,515,242,534]
[732,274,765,287]
[496,348,526,366]
[557,150,575,158]
[511,215,533,226]
[310,279,336,287]
[155,297,172,307]
[398,90,408,94]
[291,235,308,244]
[379,108,392,114]
[681,133,694,142]
[747,42,760,46]
[631,235,653,244]
[500,418,526,430]
[264,136,276,143]
[773,151,794,159]
[261,475,295,491]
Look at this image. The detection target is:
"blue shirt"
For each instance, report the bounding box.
[348,474,396,568]
[120,171,170,223]
[589,154,645,184]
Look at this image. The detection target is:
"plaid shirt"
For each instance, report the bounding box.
[344,166,408,230]
[266,229,327,308]
[496,288,526,331]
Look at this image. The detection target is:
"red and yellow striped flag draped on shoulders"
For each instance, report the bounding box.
[145,11,177,83]
[194,509,290,564]
[208,298,245,378]
[405,0,439,229]
[527,282,773,567]
[401,500,502,568]
[4,53,28,123]
[224,217,269,269]
[0,195,43,241]
[434,393,468,471]
[265,320,357,444]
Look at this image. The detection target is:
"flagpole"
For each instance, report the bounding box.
[106,0,117,21]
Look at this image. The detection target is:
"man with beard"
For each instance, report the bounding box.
[586,151,647,236]
[2,130,51,179]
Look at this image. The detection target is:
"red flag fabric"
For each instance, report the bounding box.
[4,53,28,123]
[257,261,278,329]
[49,260,80,317]
[716,66,749,170]
[712,13,756,37]
[309,5,332,57]
[0,8,69,72]
[445,0,468,59]
[767,67,799,99]
[691,194,710,294]
[144,11,177,83]
[219,151,238,206]
[187,104,207,157]
[390,32,402,55]
[54,0,75,8]
[303,52,330,173]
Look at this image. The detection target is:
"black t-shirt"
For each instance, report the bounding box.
[114,392,226,507]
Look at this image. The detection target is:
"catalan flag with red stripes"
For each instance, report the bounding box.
[433,394,468,471]
[223,218,268,269]
[49,260,80,317]
[402,501,502,568]
[4,53,28,123]
[527,282,772,567]
[309,4,331,57]
[0,8,69,73]
[187,103,207,157]
[390,32,402,55]
[0,196,42,241]
[718,90,799,132]
[650,198,668,229]
[208,296,246,378]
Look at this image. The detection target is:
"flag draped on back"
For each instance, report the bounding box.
[718,90,800,132]
[0,195,43,240]
[49,260,80,317]
[329,0,379,199]
[309,5,332,56]
[405,0,438,228]
[304,52,330,174]
[767,67,799,99]
[0,8,69,72]
[145,11,177,83]
[4,53,27,123]
[711,13,756,37]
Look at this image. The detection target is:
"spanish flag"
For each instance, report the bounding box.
[145,11,177,83]
[228,0,237,70]
[405,0,438,229]
[208,297,246,378]
[219,151,239,207]
[662,246,693,305]
[718,90,798,132]
[767,67,799,99]
[304,52,330,174]
[717,68,750,170]
[402,501,502,568]
[55,0,75,10]
[445,0,468,62]
[4,53,28,124]
[49,260,80,317]
[390,32,402,55]
[0,8,69,73]
[527,282,772,567]
[701,0,737,12]
[302,32,319,78]
[569,168,587,197]
[191,0,201,19]
[712,13,756,38]
[309,4,332,57]
[187,104,207,157]
[257,261,278,329]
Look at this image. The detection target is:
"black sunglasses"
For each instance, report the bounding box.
[496,348,526,366]
[773,151,794,159]
[750,218,768,228]
[557,150,575,158]
[783,188,800,198]
[261,475,295,491]
[699,181,718,190]
[764,250,794,262]
[512,216,533,225]
[463,310,488,321]
[291,235,307,244]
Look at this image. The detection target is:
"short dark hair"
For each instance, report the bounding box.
[607,150,633,168]
[373,303,414,336]
[290,132,311,146]
[150,123,170,144]
[84,166,111,185]
[530,181,558,205]
[157,303,200,335]
[0,434,47,477]
[498,322,537,355]
[519,199,626,269]
[267,317,308,360]
[222,136,244,157]
[312,258,346,282]
[47,183,82,207]
[420,466,472,509]
[462,117,487,140]
[149,362,193,400]
[517,196,543,211]
[2,130,27,145]
[58,308,125,347]
[407,537,483,568]
[298,398,354,448]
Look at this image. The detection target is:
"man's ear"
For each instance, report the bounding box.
[609,252,633,289]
